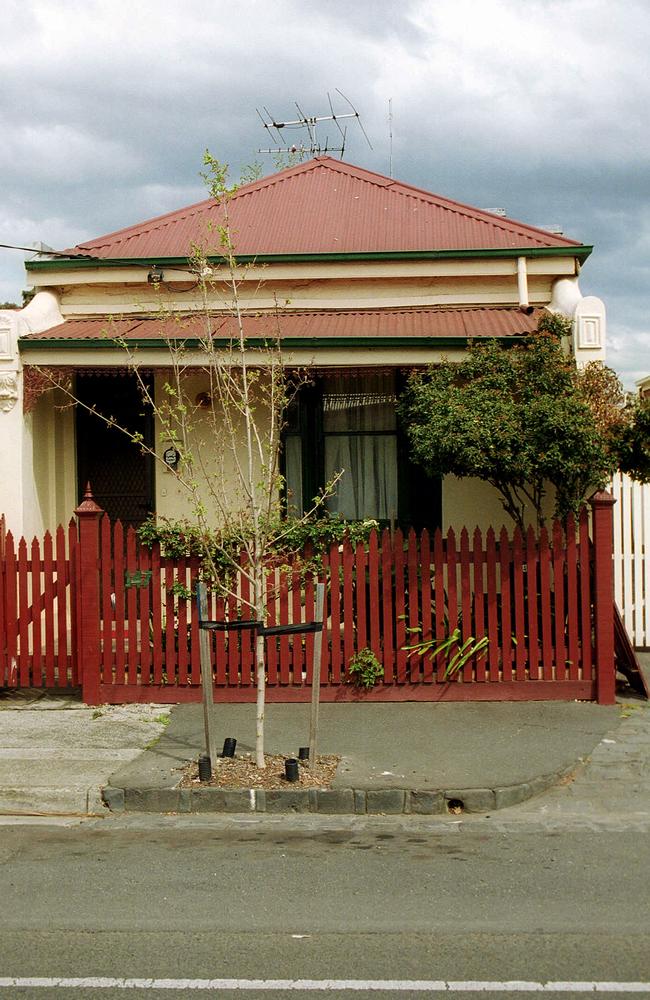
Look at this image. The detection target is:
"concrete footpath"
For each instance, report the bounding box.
[3,684,644,817]
[0,694,171,816]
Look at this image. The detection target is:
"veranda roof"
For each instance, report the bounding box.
[19,306,541,349]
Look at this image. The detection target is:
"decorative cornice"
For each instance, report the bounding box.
[0,372,18,412]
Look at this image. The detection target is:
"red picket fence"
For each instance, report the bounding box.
[0,493,617,704]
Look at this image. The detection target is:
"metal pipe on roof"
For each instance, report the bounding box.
[517,256,534,314]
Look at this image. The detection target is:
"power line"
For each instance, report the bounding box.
[0,242,94,259]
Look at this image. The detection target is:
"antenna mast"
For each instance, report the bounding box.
[388,97,393,178]
[256,90,373,160]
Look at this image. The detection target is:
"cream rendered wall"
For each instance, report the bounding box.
[30,389,76,535]
[153,372,276,525]
[57,274,559,316]
[442,476,557,534]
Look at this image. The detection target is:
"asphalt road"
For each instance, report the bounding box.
[0,816,648,999]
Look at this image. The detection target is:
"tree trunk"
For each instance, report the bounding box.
[254,567,266,768]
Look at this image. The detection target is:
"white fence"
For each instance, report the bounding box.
[612,471,650,648]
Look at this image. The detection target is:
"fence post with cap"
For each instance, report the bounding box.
[591,490,616,705]
[75,484,103,706]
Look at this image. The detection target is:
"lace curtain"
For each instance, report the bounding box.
[323,373,397,521]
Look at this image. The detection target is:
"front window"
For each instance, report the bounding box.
[283,372,398,523]
[322,374,398,521]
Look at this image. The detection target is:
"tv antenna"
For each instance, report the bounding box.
[257,89,373,160]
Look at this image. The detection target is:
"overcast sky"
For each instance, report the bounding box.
[1,0,648,386]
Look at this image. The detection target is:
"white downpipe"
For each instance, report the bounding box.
[517,256,533,314]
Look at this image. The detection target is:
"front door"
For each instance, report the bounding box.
[76,372,154,527]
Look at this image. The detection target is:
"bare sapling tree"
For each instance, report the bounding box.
[36,153,339,768]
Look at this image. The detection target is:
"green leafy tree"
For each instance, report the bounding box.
[398,314,626,532]
[613,397,650,483]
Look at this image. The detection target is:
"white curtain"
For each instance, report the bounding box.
[323,374,398,521]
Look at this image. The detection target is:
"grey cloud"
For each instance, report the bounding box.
[0,0,648,386]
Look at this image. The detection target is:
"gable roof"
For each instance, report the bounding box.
[61,157,584,261]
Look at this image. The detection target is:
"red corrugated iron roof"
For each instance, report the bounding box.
[20,307,541,344]
[66,158,581,259]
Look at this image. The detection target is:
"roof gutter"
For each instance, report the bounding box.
[19,335,529,352]
[25,245,593,273]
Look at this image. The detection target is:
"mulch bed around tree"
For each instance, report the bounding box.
[180,753,341,790]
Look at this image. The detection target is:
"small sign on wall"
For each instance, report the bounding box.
[163,446,180,469]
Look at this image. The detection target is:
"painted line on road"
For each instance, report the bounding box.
[0,979,649,992]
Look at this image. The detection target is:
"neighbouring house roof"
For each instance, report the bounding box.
[19,306,541,349]
[36,157,585,265]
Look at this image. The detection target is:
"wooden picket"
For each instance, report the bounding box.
[0,499,618,703]
[612,471,650,647]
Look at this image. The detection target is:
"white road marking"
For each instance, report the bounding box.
[0,978,648,992]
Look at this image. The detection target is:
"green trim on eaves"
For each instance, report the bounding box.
[24,244,593,272]
[19,335,527,351]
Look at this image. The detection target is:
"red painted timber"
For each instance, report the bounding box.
[368,531,381,665]
[539,527,553,680]
[380,530,394,683]
[343,538,354,676]
[472,528,486,682]
[4,532,17,685]
[17,539,29,686]
[394,529,407,683]
[578,508,593,680]
[43,531,56,688]
[291,567,304,685]
[151,542,164,685]
[67,520,79,687]
[2,511,604,704]
[525,526,540,680]
[304,568,316,684]
[407,529,420,682]
[0,525,7,685]
[126,528,139,685]
[139,545,152,686]
[31,537,42,685]
[420,529,434,683]
[97,679,595,705]
[459,528,472,682]
[279,571,290,685]
[114,522,126,685]
[591,491,616,705]
[552,521,567,679]
[188,557,200,685]
[433,528,446,680]
[265,570,278,686]
[499,528,512,682]
[565,514,580,681]
[226,589,238,686]
[512,528,526,681]
[240,559,253,687]
[214,596,228,685]
[100,516,113,684]
[76,493,102,705]
[355,541,367,656]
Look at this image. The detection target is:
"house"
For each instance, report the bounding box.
[0,156,607,539]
